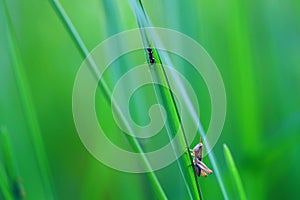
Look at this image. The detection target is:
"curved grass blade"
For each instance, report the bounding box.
[1,1,55,199]
[49,1,167,198]
[128,0,202,199]
[128,1,231,199]
[223,144,247,200]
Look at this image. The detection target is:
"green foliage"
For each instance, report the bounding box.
[0,0,300,199]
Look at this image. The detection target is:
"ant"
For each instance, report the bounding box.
[146,47,155,64]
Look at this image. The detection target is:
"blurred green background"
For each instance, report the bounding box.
[1,0,300,199]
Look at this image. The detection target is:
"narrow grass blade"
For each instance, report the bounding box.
[223,144,247,200]
[1,1,55,199]
[0,162,14,200]
[49,1,167,198]
[0,127,17,183]
[199,128,229,200]
[0,127,26,199]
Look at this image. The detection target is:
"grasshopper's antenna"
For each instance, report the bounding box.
[199,136,202,144]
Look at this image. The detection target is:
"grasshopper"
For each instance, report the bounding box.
[191,137,213,177]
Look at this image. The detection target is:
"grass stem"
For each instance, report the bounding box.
[223,144,247,200]
[49,0,167,198]
[1,1,56,199]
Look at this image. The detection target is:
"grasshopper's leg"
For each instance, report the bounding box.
[188,148,193,153]
[195,159,213,174]
[194,162,208,177]
[201,170,208,178]
[186,147,194,157]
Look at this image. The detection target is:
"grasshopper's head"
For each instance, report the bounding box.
[193,143,202,152]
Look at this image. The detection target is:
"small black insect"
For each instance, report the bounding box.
[191,137,213,177]
[146,47,155,64]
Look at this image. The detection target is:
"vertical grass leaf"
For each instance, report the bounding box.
[223,144,247,200]
[1,0,56,199]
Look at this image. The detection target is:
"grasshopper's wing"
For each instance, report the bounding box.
[194,159,213,175]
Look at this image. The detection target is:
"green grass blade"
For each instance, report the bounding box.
[0,127,15,200]
[0,127,17,183]
[199,127,229,200]
[1,1,55,199]
[0,162,14,200]
[0,127,26,199]
[148,58,200,199]
[223,144,247,200]
[49,1,167,199]
[128,1,230,199]
[49,0,90,58]
[128,1,202,199]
